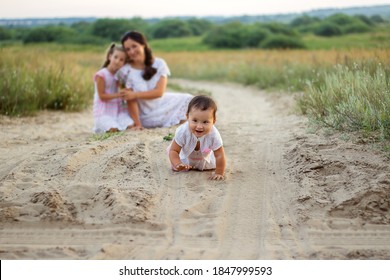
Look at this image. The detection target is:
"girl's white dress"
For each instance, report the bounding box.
[169,122,223,170]
[93,68,134,133]
[116,58,193,128]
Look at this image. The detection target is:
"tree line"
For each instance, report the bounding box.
[0,13,387,49]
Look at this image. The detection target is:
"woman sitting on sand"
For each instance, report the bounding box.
[116,30,193,128]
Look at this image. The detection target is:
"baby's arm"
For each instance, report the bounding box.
[209,146,226,180]
[169,140,191,172]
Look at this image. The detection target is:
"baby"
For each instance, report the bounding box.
[168,95,226,180]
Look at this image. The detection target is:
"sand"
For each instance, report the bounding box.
[1,79,389,260]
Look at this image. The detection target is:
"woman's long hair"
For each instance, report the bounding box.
[121,31,157,81]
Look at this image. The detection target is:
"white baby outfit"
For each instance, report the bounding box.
[170,122,223,170]
[116,58,193,128]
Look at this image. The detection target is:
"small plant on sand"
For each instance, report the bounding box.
[89,131,124,141]
[163,133,174,141]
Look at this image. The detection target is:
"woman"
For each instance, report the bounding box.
[117,31,193,128]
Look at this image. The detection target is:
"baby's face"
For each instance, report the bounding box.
[187,107,215,138]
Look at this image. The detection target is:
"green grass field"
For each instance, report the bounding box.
[302,31,390,50]
[149,27,390,51]
[150,36,211,52]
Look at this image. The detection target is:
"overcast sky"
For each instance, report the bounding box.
[1,0,389,19]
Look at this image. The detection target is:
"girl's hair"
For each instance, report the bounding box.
[187,95,218,120]
[121,31,157,80]
[102,43,125,68]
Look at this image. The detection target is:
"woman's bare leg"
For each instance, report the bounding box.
[127,100,143,130]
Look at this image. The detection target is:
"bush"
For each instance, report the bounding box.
[23,26,76,43]
[314,22,343,37]
[203,22,246,48]
[259,34,305,49]
[8,28,29,41]
[354,15,375,26]
[325,13,357,26]
[91,18,148,41]
[342,22,371,34]
[370,15,385,24]
[290,15,321,28]
[261,22,299,37]
[151,19,193,39]
[243,24,269,47]
[187,18,213,36]
[71,21,93,34]
[0,27,12,40]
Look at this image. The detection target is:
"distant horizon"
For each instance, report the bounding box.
[1,0,390,19]
[1,3,390,20]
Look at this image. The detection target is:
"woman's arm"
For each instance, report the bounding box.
[123,76,167,101]
[210,146,226,180]
[96,76,123,101]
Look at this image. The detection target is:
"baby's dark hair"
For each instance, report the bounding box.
[102,43,125,68]
[187,95,217,120]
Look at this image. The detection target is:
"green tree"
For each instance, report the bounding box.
[151,19,193,39]
[0,27,12,40]
[261,22,298,37]
[23,26,76,43]
[325,13,357,26]
[354,15,375,26]
[260,34,305,49]
[92,18,148,41]
[370,15,385,23]
[71,21,93,34]
[314,22,343,37]
[243,24,269,47]
[343,22,371,34]
[203,22,246,48]
[187,18,213,36]
[290,15,321,27]
[9,27,29,41]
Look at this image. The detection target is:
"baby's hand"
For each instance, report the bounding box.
[209,172,224,180]
[175,163,192,172]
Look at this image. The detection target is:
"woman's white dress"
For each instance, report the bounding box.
[116,58,193,128]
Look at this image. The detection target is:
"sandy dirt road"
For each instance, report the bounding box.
[1,79,389,259]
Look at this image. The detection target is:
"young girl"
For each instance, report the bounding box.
[168,95,226,180]
[93,43,140,133]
